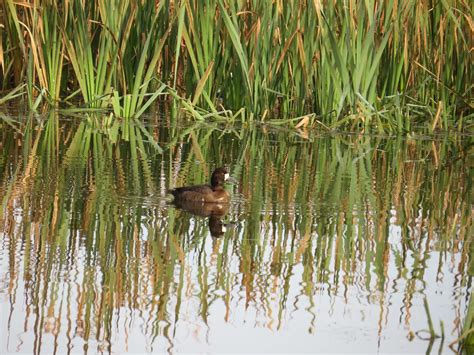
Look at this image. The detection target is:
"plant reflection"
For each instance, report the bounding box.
[0,112,472,353]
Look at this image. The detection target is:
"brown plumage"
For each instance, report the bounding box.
[168,167,231,203]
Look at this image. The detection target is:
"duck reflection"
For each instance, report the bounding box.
[172,199,230,238]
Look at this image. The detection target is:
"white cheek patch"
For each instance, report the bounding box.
[224,173,230,181]
[221,226,227,233]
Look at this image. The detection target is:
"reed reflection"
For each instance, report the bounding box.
[0,113,472,354]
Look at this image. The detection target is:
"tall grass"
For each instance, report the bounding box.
[0,0,472,130]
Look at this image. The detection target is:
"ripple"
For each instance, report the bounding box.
[0,114,471,354]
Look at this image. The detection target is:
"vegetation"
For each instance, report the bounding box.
[0,0,472,131]
[1,1,471,350]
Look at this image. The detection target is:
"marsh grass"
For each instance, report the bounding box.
[0,0,472,130]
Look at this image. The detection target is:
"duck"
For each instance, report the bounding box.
[172,199,229,216]
[168,167,233,203]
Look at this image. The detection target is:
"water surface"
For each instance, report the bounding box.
[0,113,472,353]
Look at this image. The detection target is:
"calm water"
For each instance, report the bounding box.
[0,113,472,354]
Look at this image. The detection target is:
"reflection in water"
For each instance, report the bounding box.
[207,215,229,238]
[0,113,472,354]
[171,200,230,238]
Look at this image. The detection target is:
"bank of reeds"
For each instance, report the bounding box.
[1,0,472,131]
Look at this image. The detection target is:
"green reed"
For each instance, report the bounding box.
[460,296,474,351]
[1,0,471,130]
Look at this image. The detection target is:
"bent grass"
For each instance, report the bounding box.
[0,0,472,131]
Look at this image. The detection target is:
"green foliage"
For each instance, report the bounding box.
[0,0,472,130]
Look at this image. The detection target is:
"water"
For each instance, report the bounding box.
[0,113,472,354]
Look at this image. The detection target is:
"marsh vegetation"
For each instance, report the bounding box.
[1,1,473,353]
[1,0,472,131]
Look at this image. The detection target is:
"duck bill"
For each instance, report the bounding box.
[225,175,239,185]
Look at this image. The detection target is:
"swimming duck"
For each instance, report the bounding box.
[169,167,232,203]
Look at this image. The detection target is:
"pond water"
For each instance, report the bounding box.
[0,112,472,354]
